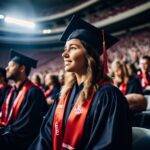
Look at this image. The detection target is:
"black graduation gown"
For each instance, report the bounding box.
[0,85,11,109]
[126,76,143,94]
[50,85,61,101]
[29,83,132,150]
[0,82,49,150]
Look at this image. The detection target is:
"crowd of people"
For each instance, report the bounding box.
[87,0,148,23]
[0,15,149,150]
[37,0,148,29]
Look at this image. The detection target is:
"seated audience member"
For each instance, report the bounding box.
[0,51,48,150]
[44,73,61,105]
[138,55,150,94]
[128,48,140,73]
[111,59,143,95]
[110,59,148,127]
[31,72,44,91]
[0,68,11,108]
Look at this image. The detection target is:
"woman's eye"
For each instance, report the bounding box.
[70,47,77,50]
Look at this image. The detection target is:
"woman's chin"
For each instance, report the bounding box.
[64,67,74,72]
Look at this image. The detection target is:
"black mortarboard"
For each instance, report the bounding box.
[60,15,119,55]
[0,67,6,77]
[10,50,38,68]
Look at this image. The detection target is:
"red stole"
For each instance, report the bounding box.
[52,80,109,150]
[0,80,34,127]
[44,87,53,98]
[119,82,127,95]
[138,72,150,88]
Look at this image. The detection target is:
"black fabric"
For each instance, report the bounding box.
[50,85,61,101]
[29,84,132,150]
[132,111,150,129]
[10,50,37,69]
[0,68,6,78]
[126,76,143,94]
[0,86,11,109]
[0,83,49,150]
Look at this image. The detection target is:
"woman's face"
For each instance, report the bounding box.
[113,67,123,77]
[139,59,149,72]
[44,74,53,86]
[62,39,87,73]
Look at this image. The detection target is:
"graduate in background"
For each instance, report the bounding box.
[111,59,143,95]
[138,56,150,94]
[29,15,131,150]
[0,51,48,150]
[0,67,11,108]
[44,73,61,105]
[31,72,45,91]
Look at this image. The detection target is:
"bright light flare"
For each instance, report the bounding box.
[0,15,4,19]
[4,16,35,29]
[43,29,51,34]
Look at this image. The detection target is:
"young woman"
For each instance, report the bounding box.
[111,59,143,95]
[29,15,131,150]
[44,73,61,105]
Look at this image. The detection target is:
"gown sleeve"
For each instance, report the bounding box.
[84,85,132,150]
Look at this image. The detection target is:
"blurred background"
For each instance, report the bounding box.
[0,0,149,75]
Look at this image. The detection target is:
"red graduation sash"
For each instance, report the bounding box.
[119,82,127,95]
[52,80,109,150]
[138,71,150,88]
[0,80,34,127]
[141,73,150,88]
[44,87,53,98]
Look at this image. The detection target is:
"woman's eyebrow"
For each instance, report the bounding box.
[70,43,82,48]
[64,43,82,50]
[64,44,76,48]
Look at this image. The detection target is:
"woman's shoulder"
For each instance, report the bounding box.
[94,83,128,107]
[96,83,121,94]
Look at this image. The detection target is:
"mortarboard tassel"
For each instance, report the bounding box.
[102,30,108,74]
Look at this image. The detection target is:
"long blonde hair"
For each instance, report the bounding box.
[60,41,107,101]
[111,59,130,84]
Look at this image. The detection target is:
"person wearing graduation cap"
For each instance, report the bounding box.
[0,51,48,150]
[0,67,11,108]
[29,15,132,150]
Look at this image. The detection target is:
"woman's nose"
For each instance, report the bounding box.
[62,51,69,58]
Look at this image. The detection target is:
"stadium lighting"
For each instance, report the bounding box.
[0,15,4,19]
[4,16,35,29]
[43,29,51,34]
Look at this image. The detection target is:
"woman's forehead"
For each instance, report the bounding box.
[65,39,83,47]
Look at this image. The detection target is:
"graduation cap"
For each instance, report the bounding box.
[10,50,38,69]
[60,15,119,55]
[0,67,6,77]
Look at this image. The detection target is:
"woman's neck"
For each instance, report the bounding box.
[75,73,87,85]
